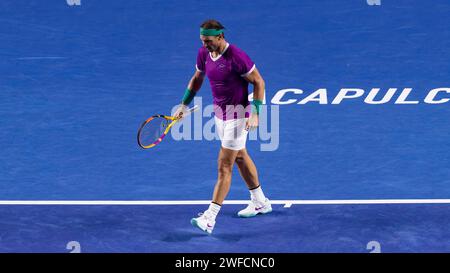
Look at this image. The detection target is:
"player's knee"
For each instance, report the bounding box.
[218,159,233,174]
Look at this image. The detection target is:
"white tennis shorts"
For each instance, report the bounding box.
[215,116,249,151]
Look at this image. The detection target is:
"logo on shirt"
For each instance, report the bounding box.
[217,63,227,73]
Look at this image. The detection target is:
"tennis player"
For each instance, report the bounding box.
[174,19,272,234]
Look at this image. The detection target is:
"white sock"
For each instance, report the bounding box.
[250,186,266,203]
[206,202,221,220]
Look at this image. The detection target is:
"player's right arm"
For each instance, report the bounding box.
[187,70,205,95]
[174,70,205,119]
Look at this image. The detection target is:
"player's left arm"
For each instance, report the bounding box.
[243,67,265,130]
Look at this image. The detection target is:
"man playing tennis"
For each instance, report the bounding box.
[174,19,272,234]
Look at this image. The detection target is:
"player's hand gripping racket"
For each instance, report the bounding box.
[137,105,199,149]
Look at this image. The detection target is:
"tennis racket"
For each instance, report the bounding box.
[137,105,199,149]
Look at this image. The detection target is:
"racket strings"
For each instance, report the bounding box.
[139,117,171,146]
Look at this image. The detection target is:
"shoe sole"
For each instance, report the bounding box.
[238,208,273,218]
[190,218,212,234]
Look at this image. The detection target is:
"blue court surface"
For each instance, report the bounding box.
[1,0,449,253]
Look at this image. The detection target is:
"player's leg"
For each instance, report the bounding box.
[191,147,238,234]
[191,117,240,234]
[235,149,272,218]
[212,147,239,204]
[235,148,259,189]
[211,117,247,204]
[191,147,239,234]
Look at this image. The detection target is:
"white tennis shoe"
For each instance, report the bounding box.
[238,198,272,218]
[191,212,216,234]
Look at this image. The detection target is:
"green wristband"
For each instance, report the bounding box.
[252,99,263,114]
[182,88,195,105]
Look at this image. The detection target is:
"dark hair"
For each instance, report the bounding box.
[200,19,225,30]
